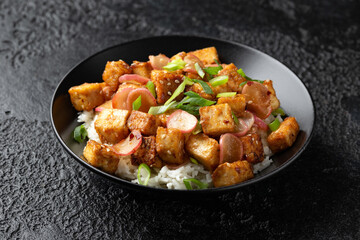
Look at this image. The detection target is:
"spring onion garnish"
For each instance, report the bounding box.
[164,77,193,106]
[268,118,280,131]
[192,79,213,94]
[183,178,208,190]
[73,124,88,143]
[216,92,236,98]
[132,95,142,110]
[271,108,285,116]
[209,75,228,87]
[146,81,156,98]
[163,58,186,71]
[137,163,151,186]
[214,59,223,68]
[192,121,202,135]
[239,81,247,87]
[203,66,222,76]
[194,63,205,78]
[148,101,177,115]
[237,68,264,83]
[232,112,239,125]
[190,157,199,165]
[176,91,215,115]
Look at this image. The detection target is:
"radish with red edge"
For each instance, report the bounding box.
[95,100,112,112]
[167,110,198,133]
[111,130,142,156]
[183,54,205,74]
[95,107,104,112]
[149,54,170,70]
[112,88,135,110]
[126,88,157,112]
[119,74,150,85]
[253,114,269,130]
[219,133,243,164]
[242,81,272,119]
[232,118,249,137]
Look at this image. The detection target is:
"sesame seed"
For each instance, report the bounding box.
[248,100,253,104]
[168,91,172,96]
[167,82,171,86]
[175,80,180,83]
[160,80,164,84]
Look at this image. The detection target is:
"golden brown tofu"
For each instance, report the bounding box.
[131,61,152,79]
[212,161,254,188]
[188,47,219,65]
[185,133,219,171]
[217,94,246,116]
[102,60,132,90]
[156,127,186,164]
[170,51,187,61]
[99,82,116,101]
[83,140,120,174]
[131,136,161,168]
[267,117,300,153]
[68,83,105,111]
[155,110,175,127]
[186,83,215,100]
[240,133,264,164]
[127,111,159,136]
[216,63,246,92]
[151,70,184,104]
[263,80,280,110]
[199,104,236,137]
[94,109,131,144]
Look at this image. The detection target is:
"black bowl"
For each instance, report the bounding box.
[50,36,315,196]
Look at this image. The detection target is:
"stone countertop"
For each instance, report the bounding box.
[0,0,359,239]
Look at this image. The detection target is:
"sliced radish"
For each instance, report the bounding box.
[253,114,269,130]
[242,111,255,129]
[119,74,150,85]
[167,110,198,133]
[183,54,204,73]
[126,88,157,112]
[112,87,134,110]
[232,118,249,137]
[242,81,271,119]
[219,133,243,164]
[149,54,170,70]
[111,130,142,156]
[95,100,113,112]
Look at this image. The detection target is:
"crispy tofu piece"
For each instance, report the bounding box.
[69,83,105,111]
[131,136,162,168]
[217,94,246,116]
[267,117,300,153]
[188,47,219,65]
[170,51,186,61]
[186,83,215,100]
[151,70,184,104]
[155,110,176,127]
[212,161,254,187]
[199,104,236,137]
[185,133,219,171]
[94,109,130,144]
[131,61,152,79]
[99,82,116,100]
[263,80,280,110]
[83,140,120,174]
[127,111,159,136]
[240,133,264,164]
[156,127,186,164]
[102,60,132,90]
[216,63,246,92]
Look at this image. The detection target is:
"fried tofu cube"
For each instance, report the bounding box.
[155,110,176,127]
[199,104,236,137]
[99,82,116,100]
[188,47,219,65]
[216,63,246,92]
[102,60,132,90]
[267,117,300,153]
[263,80,280,110]
[170,51,187,61]
[185,133,219,171]
[151,70,184,104]
[83,140,120,174]
[156,127,186,164]
[69,83,105,111]
[212,161,254,188]
[131,61,152,79]
[217,94,246,116]
[131,136,161,168]
[186,82,215,100]
[240,133,264,164]
[127,111,159,136]
[94,109,130,144]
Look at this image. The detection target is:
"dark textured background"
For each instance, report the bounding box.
[1,0,359,239]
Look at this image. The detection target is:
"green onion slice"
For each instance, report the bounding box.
[268,118,281,131]
[239,81,247,87]
[164,77,193,106]
[73,124,88,143]
[183,178,208,190]
[192,121,202,135]
[192,79,213,94]
[214,59,223,69]
[132,95,142,110]
[148,101,177,115]
[194,62,205,78]
[209,75,228,87]
[190,157,199,165]
[216,92,236,98]
[271,108,285,116]
[203,66,222,76]
[237,68,264,83]
[137,163,151,186]
[232,112,239,125]
[163,58,186,71]
[146,81,156,98]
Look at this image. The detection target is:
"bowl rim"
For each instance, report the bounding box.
[50,35,316,195]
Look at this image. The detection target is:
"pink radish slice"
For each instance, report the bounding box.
[149,54,170,70]
[95,107,104,112]
[242,111,255,129]
[95,100,113,112]
[219,133,243,164]
[167,110,198,133]
[232,118,249,137]
[183,54,204,73]
[242,81,271,119]
[119,74,150,85]
[126,88,157,113]
[253,114,269,130]
[112,88,134,110]
[111,130,142,156]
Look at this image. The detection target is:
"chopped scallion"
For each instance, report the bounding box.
[183,178,208,190]
[237,68,264,83]
[163,58,186,71]
[146,81,156,98]
[194,62,205,78]
[271,108,285,116]
[73,124,88,143]
[209,75,229,87]
[192,79,213,94]
[190,157,199,165]
[192,121,202,135]
[203,66,222,76]
[268,118,280,131]
[137,163,151,186]
[164,77,193,106]
[239,81,247,87]
[214,59,223,69]
[232,112,239,125]
[148,101,177,115]
[132,95,141,110]
[216,92,236,98]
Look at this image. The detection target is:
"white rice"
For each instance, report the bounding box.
[77,111,278,189]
